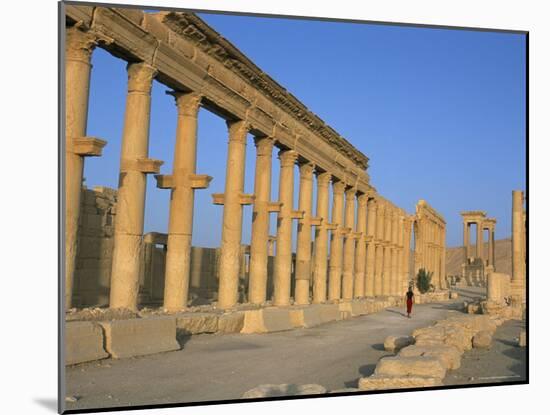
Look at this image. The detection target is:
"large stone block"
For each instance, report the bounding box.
[375,356,447,379]
[65,321,109,365]
[241,308,293,334]
[399,345,461,370]
[289,305,323,328]
[358,374,443,391]
[98,317,179,359]
[242,384,327,398]
[176,312,219,335]
[217,312,245,333]
[518,330,527,347]
[317,303,341,323]
[384,335,415,352]
[472,330,492,349]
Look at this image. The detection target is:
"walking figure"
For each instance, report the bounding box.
[405,286,415,318]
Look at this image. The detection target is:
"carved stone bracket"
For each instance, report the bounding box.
[121,158,163,173]
[70,136,107,157]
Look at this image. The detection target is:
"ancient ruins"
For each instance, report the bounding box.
[65,5,449,315]
[460,210,497,286]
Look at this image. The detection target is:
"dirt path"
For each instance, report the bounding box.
[66,298,469,411]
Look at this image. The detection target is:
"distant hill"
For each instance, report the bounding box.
[445,238,512,277]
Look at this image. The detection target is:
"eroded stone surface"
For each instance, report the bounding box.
[399,344,461,370]
[98,316,179,359]
[66,321,109,365]
[358,374,443,391]
[375,356,447,379]
[384,335,414,352]
[241,383,326,398]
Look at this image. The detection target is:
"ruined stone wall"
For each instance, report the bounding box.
[73,186,116,307]
[73,186,289,308]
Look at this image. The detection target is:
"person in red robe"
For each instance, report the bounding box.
[405,287,415,318]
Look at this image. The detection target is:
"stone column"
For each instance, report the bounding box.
[488,227,495,268]
[273,150,299,306]
[110,62,162,310]
[158,92,212,311]
[312,172,331,303]
[248,137,276,305]
[215,120,252,310]
[382,207,393,296]
[65,27,107,309]
[353,194,368,298]
[402,216,413,292]
[476,221,483,259]
[295,161,320,305]
[342,188,357,300]
[365,198,377,297]
[511,190,525,299]
[395,215,404,296]
[373,201,386,296]
[390,211,399,295]
[328,180,346,301]
[463,221,469,263]
[440,225,446,289]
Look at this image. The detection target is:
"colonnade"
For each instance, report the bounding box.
[414,200,447,290]
[460,211,497,286]
[64,8,425,312]
[511,190,526,301]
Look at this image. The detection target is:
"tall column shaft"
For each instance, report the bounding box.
[273,150,298,306]
[353,194,368,298]
[295,162,316,305]
[248,137,275,305]
[110,62,160,310]
[65,27,103,310]
[328,181,346,301]
[463,222,469,263]
[364,198,377,297]
[403,218,413,292]
[396,215,405,295]
[382,208,393,296]
[342,188,357,300]
[476,221,483,258]
[440,226,446,289]
[390,211,399,295]
[312,172,331,303]
[217,121,249,310]
[488,228,495,267]
[373,202,386,296]
[161,92,207,311]
[512,190,525,291]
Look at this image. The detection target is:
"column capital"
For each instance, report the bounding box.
[357,193,368,206]
[332,180,346,194]
[227,120,249,143]
[127,62,157,94]
[298,161,315,178]
[315,171,332,186]
[167,91,202,117]
[278,149,299,166]
[65,26,99,63]
[253,136,275,155]
[345,187,357,200]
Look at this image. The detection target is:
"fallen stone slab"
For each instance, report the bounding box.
[98,316,179,359]
[65,321,109,365]
[375,356,447,379]
[518,330,527,347]
[472,330,492,349]
[384,335,415,352]
[329,388,361,393]
[241,383,327,398]
[241,308,293,334]
[175,312,219,335]
[217,312,245,334]
[358,374,443,391]
[399,345,461,370]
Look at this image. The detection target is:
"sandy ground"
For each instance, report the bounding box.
[444,318,526,386]
[65,287,525,411]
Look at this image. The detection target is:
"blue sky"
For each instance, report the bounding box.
[83,11,526,249]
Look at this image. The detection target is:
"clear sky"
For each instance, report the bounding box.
[83,11,526,249]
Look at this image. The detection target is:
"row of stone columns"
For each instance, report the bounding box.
[414,211,446,290]
[65,25,414,313]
